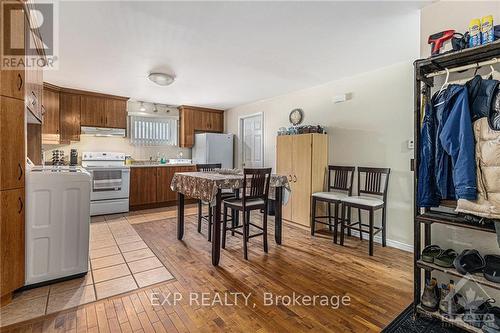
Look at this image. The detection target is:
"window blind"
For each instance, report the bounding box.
[129,116,178,146]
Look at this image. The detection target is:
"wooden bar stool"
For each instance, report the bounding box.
[340,167,390,256]
[311,166,355,243]
[222,168,271,260]
[196,163,234,241]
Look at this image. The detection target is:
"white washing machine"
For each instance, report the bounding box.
[25,164,91,285]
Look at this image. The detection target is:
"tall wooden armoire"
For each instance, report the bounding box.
[276,133,328,227]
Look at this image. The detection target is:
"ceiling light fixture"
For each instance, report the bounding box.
[139,102,146,112]
[148,72,175,86]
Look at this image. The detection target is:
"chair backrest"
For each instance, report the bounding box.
[327,165,355,195]
[243,168,272,205]
[196,163,222,172]
[357,167,391,202]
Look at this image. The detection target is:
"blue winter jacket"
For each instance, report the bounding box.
[417,85,477,207]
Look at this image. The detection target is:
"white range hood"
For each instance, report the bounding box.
[81,126,126,137]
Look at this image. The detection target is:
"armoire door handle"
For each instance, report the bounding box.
[18,197,23,214]
[293,175,297,183]
[18,163,23,180]
[17,73,23,91]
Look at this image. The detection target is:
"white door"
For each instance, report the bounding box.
[241,114,263,167]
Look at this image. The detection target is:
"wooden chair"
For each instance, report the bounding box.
[222,168,271,260]
[340,167,390,256]
[196,163,227,241]
[311,166,355,243]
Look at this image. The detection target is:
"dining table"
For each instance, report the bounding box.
[170,169,290,266]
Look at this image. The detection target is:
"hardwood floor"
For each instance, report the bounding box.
[1,209,412,332]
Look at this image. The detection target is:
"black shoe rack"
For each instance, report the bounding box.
[414,41,500,333]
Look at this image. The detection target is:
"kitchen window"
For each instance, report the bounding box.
[129,115,178,146]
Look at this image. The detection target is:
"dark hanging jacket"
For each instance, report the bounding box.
[466,75,499,122]
[417,85,477,207]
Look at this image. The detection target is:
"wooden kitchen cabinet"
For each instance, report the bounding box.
[156,167,176,203]
[1,70,25,101]
[42,86,60,135]
[130,167,158,206]
[276,133,328,228]
[80,95,106,127]
[179,106,224,147]
[81,96,127,129]
[105,99,127,129]
[60,93,81,142]
[0,188,25,304]
[0,97,25,191]
[130,165,196,209]
[0,1,25,101]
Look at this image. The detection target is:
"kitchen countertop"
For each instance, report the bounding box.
[128,163,196,168]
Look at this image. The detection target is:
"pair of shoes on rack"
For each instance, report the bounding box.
[421,278,463,316]
[421,245,500,283]
[422,245,457,268]
[462,298,500,332]
[455,250,500,283]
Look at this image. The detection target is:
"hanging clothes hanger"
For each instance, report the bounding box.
[434,68,450,107]
[484,58,500,79]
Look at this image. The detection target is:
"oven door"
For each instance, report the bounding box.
[88,168,130,201]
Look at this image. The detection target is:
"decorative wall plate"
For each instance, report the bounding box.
[289,108,304,126]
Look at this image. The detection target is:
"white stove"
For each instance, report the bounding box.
[82,152,130,216]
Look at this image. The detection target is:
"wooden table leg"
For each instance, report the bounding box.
[212,189,222,266]
[177,193,184,240]
[275,187,283,245]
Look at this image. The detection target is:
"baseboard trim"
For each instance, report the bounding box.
[347,229,413,253]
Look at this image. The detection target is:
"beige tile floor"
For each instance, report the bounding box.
[0,211,178,327]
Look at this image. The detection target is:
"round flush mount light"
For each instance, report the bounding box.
[148,72,175,86]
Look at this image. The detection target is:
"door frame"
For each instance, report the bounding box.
[238,112,264,168]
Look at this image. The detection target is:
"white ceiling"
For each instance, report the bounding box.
[44,1,424,110]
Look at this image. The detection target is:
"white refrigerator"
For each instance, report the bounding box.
[192,133,234,169]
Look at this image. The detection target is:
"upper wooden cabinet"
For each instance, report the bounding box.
[42,86,60,135]
[179,105,224,148]
[80,95,128,129]
[45,83,128,130]
[59,93,81,142]
[105,99,127,129]
[42,83,129,144]
[80,95,106,127]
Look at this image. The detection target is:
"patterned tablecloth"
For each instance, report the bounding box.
[170,169,290,204]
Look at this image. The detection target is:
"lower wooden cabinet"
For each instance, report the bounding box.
[129,167,157,206]
[156,167,176,203]
[130,165,196,209]
[0,188,25,303]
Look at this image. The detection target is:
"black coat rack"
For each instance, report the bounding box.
[413,41,500,332]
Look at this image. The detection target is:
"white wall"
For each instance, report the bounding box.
[225,61,416,248]
[420,1,500,58]
[43,135,191,164]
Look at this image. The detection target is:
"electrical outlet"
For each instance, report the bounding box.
[407,139,414,149]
